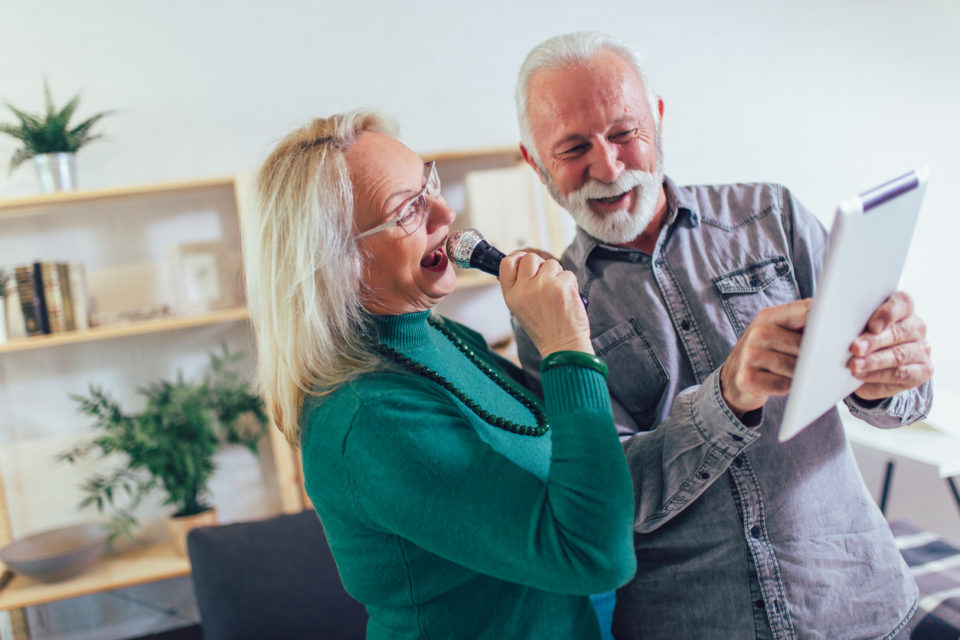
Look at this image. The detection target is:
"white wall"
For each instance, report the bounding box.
[2,0,957,389]
[2,0,959,636]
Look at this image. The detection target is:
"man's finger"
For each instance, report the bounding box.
[865,291,914,334]
[849,340,930,376]
[756,298,813,331]
[850,362,934,387]
[851,315,926,356]
[745,324,805,356]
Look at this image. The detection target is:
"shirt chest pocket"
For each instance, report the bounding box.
[593,319,668,429]
[713,256,797,337]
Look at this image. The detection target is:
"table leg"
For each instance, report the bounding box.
[880,460,896,515]
[947,477,960,515]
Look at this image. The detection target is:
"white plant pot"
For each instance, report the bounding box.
[34,152,77,193]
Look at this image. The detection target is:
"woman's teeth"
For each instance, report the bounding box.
[421,249,443,268]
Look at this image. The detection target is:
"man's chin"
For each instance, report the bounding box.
[573,209,647,245]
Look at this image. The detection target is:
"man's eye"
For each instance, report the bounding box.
[557,144,588,158]
[612,128,638,141]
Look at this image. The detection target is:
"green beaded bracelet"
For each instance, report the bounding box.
[540,350,609,379]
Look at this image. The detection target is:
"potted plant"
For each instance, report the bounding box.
[59,343,268,554]
[0,79,114,192]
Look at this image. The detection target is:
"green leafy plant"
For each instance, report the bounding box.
[0,79,113,171]
[59,344,268,540]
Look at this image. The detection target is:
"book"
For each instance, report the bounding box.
[57,263,76,331]
[14,263,49,336]
[40,262,67,333]
[68,262,90,331]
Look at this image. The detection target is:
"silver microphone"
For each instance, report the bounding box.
[447,228,505,277]
[446,228,588,309]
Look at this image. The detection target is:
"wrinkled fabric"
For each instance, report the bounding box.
[515,177,930,640]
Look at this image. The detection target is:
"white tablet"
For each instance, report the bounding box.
[778,166,929,442]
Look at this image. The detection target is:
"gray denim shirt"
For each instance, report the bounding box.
[515,176,931,640]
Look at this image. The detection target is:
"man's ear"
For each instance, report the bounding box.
[520,144,548,185]
[657,96,665,127]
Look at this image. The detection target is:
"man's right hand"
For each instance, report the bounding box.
[719,299,812,417]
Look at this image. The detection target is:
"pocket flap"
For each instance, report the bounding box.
[713,257,791,295]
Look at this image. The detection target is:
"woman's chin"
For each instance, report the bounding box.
[424,259,457,300]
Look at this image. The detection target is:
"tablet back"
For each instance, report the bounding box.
[778,167,929,442]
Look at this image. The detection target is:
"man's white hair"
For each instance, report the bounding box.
[515,31,659,168]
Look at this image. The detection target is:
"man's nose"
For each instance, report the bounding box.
[588,140,624,184]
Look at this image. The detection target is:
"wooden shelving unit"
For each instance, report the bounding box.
[0,542,189,611]
[0,146,522,630]
[0,177,235,218]
[0,307,250,354]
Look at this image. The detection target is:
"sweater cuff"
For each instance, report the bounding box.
[541,365,611,414]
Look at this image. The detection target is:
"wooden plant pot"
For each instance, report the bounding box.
[166,507,218,557]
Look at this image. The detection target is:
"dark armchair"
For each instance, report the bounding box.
[187,510,367,640]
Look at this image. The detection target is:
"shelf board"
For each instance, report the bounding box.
[0,541,190,611]
[0,176,235,217]
[421,145,521,163]
[0,307,250,354]
[455,269,498,290]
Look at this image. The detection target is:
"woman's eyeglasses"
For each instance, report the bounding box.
[355,161,440,239]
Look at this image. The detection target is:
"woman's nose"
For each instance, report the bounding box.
[426,196,456,230]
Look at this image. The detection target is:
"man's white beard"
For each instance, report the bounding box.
[547,166,664,245]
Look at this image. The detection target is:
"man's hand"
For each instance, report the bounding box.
[719,299,812,417]
[849,291,933,401]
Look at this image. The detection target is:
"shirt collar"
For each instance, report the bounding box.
[566,175,700,265]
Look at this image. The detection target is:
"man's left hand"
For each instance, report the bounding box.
[849,291,933,401]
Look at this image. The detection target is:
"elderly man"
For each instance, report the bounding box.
[513,31,933,640]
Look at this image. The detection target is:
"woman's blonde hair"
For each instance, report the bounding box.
[243,110,398,446]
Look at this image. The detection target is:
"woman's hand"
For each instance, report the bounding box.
[499,251,593,356]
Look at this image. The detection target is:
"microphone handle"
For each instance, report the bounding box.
[469,240,588,310]
[468,241,506,277]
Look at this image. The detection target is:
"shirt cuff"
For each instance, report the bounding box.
[689,369,763,457]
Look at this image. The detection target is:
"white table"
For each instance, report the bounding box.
[842,389,960,514]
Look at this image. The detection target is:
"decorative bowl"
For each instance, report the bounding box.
[0,523,111,583]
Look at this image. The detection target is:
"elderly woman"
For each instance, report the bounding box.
[242,110,635,639]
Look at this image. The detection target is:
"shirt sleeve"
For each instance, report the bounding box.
[338,365,636,595]
[517,315,760,532]
[620,370,761,533]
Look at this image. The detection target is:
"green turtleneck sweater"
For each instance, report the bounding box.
[301,312,635,639]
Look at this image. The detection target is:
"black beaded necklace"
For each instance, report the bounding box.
[375,316,548,437]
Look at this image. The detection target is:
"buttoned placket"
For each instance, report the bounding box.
[650,212,798,640]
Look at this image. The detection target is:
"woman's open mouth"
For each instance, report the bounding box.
[420,246,449,272]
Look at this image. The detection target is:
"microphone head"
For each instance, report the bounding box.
[446,228,484,269]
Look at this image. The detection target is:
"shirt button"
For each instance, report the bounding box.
[680,319,691,331]
[750,276,762,287]
[655,259,664,268]
[733,455,744,468]
[755,599,765,609]
[698,471,710,480]
[750,525,761,538]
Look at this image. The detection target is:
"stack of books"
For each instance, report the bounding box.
[10,262,89,337]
